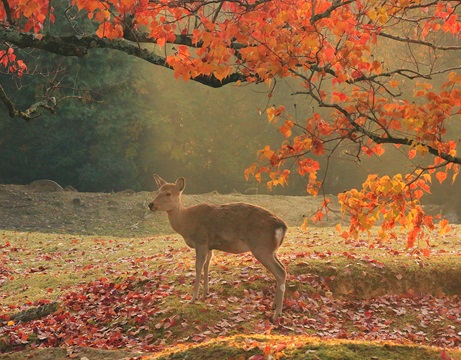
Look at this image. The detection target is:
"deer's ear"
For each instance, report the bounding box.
[175,177,186,192]
[153,174,167,189]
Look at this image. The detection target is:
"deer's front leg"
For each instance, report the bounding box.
[192,246,207,302]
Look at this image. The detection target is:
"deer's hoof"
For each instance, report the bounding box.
[271,312,282,323]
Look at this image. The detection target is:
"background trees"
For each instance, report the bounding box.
[0,45,285,193]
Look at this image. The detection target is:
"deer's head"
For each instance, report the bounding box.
[148,175,185,212]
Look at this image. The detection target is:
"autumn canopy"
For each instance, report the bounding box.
[1,0,461,246]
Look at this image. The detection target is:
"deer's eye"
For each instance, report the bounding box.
[165,192,171,197]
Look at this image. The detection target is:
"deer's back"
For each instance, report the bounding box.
[181,202,287,253]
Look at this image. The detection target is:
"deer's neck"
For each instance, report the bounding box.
[166,201,187,235]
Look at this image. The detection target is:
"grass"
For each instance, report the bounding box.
[148,335,461,360]
[0,231,181,309]
[2,225,461,306]
[3,336,461,360]
[2,225,461,309]
[1,226,461,359]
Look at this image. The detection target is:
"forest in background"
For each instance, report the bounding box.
[1,49,460,204]
[0,47,386,195]
[0,50,280,193]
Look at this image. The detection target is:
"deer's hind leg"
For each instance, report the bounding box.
[203,250,213,299]
[252,248,286,321]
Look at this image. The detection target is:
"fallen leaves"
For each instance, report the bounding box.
[1,229,460,355]
[1,263,460,354]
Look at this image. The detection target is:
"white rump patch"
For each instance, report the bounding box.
[274,227,285,247]
[279,284,286,293]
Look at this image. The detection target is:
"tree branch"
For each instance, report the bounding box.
[379,31,461,51]
[0,83,56,120]
[1,0,15,25]
[366,133,461,165]
[0,26,246,88]
[305,85,461,166]
[310,0,355,24]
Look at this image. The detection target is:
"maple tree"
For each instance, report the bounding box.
[1,0,461,246]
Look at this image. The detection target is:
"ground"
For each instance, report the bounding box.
[1,183,460,360]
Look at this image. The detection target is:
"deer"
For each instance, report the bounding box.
[148,175,287,321]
